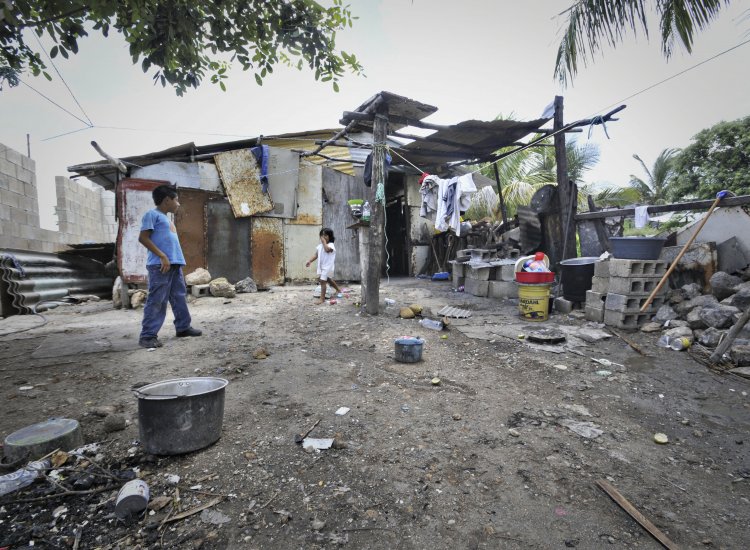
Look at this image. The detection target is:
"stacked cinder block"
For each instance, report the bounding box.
[585,258,669,329]
[464,262,493,297]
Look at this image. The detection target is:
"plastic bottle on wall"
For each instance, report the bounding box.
[362,201,371,222]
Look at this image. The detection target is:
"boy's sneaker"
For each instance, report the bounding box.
[176,327,202,337]
[139,337,163,348]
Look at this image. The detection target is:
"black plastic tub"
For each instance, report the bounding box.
[559,257,599,302]
[610,237,667,260]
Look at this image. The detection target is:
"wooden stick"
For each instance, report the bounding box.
[611,329,649,356]
[710,305,750,363]
[640,194,723,312]
[596,479,680,549]
[299,418,321,440]
[162,496,223,524]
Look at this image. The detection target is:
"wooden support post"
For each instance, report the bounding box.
[492,163,508,226]
[554,96,576,267]
[365,104,388,315]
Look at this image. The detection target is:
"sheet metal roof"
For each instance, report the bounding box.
[68,129,410,190]
[397,117,552,169]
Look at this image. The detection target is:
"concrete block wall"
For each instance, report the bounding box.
[55,176,117,243]
[0,142,116,253]
[0,143,61,252]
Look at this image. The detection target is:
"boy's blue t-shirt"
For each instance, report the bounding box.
[140,209,186,266]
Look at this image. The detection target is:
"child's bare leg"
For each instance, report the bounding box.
[328,277,342,294]
[317,279,327,304]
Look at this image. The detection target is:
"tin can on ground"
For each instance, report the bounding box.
[115,479,150,519]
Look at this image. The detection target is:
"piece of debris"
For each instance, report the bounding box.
[311,518,326,531]
[103,414,127,433]
[409,304,424,315]
[253,348,269,360]
[560,419,603,439]
[508,428,520,437]
[552,364,568,370]
[527,329,566,344]
[302,438,334,451]
[437,306,472,318]
[164,473,180,485]
[452,413,462,421]
[591,358,624,368]
[335,407,350,416]
[200,508,231,525]
[653,433,669,444]
[431,377,441,386]
[561,404,592,417]
[596,479,679,549]
[115,479,150,520]
[149,495,172,511]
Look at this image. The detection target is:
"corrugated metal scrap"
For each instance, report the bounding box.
[437,306,473,318]
[0,250,113,315]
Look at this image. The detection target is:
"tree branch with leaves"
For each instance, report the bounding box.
[553,0,731,86]
[1,0,364,95]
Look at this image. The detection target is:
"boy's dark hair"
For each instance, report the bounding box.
[320,227,335,243]
[153,185,178,205]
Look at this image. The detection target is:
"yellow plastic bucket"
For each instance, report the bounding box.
[517,283,551,321]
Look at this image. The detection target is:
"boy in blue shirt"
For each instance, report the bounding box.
[138,185,202,348]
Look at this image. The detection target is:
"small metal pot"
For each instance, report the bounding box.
[134,378,228,455]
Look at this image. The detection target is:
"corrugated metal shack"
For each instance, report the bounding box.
[67,91,551,296]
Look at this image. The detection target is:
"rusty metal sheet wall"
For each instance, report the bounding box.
[322,167,362,282]
[206,198,251,284]
[288,162,323,226]
[251,217,284,288]
[116,179,168,284]
[214,149,273,217]
[174,189,220,276]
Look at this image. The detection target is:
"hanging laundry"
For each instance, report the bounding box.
[419,175,440,222]
[251,145,270,193]
[426,173,477,236]
[634,205,650,229]
[363,152,392,187]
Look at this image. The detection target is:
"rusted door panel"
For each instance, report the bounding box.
[214,149,273,218]
[251,217,284,288]
[116,178,169,284]
[321,167,362,281]
[174,189,220,275]
[206,198,251,284]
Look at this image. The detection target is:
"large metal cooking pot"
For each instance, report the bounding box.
[134,377,228,455]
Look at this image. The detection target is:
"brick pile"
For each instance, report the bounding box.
[585,258,670,329]
[451,249,519,299]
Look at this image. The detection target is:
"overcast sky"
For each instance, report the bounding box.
[1,0,748,230]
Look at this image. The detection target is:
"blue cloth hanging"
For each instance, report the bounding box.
[251,145,270,193]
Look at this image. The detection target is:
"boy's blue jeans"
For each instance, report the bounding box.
[140,265,191,340]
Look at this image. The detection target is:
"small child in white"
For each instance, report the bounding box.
[306,227,342,304]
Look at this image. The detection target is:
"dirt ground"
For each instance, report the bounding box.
[1,277,748,549]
